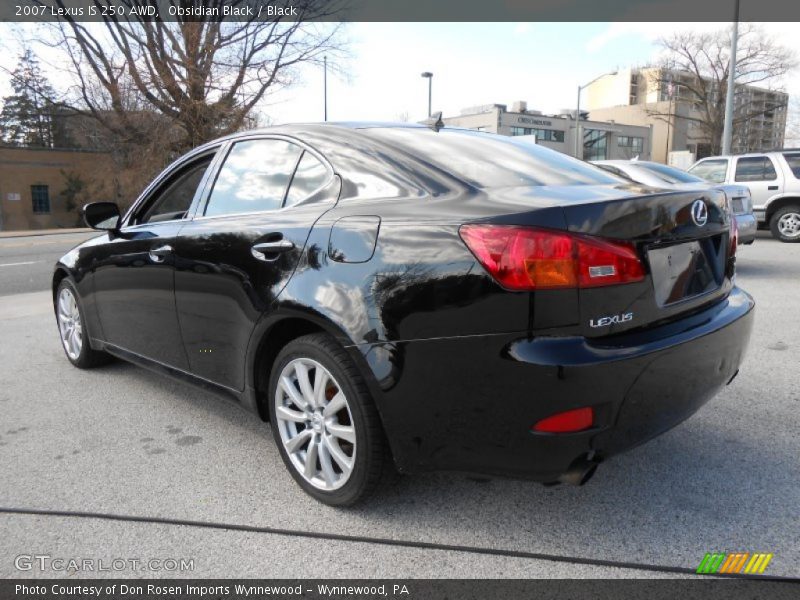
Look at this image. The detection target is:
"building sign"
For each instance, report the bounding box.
[517,116,553,127]
[6,192,20,201]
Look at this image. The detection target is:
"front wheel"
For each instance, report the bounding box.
[769,205,800,242]
[268,333,391,506]
[55,279,112,368]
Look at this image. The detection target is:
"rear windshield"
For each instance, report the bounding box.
[637,162,705,184]
[363,127,620,188]
[784,153,800,178]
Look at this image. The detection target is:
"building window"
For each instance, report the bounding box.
[618,136,644,153]
[31,185,50,214]
[531,128,565,143]
[583,129,608,161]
[511,127,564,142]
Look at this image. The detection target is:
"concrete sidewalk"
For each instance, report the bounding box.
[0,228,92,239]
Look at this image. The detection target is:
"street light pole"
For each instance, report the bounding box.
[575,84,582,157]
[721,0,740,155]
[421,72,433,117]
[323,55,328,122]
[575,71,618,158]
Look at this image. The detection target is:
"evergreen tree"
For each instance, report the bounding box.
[0,49,57,147]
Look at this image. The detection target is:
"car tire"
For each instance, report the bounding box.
[268,333,392,506]
[55,279,113,369]
[769,205,800,243]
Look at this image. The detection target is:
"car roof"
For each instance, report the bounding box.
[698,150,800,161]
[187,122,479,156]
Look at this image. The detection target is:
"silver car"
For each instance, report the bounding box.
[689,151,800,243]
[594,160,756,245]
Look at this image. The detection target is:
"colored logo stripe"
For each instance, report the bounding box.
[697,553,773,574]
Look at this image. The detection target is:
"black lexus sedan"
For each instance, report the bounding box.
[54,123,754,505]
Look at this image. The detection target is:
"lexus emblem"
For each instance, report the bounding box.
[691,199,708,227]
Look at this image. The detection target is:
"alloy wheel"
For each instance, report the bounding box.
[274,358,356,491]
[777,211,800,239]
[57,287,83,360]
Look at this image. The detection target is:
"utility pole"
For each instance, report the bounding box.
[323,55,328,122]
[575,85,582,157]
[721,0,740,155]
[665,75,674,163]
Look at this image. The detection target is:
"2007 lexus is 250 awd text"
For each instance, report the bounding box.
[53,123,754,505]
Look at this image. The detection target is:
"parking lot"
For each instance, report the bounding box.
[0,230,798,579]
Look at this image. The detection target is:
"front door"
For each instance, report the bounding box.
[173,137,339,390]
[93,152,217,369]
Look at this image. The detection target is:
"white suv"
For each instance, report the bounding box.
[689,151,800,242]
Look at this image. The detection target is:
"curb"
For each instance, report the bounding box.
[0,228,92,239]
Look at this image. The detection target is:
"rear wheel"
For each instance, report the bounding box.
[769,205,800,242]
[55,279,112,368]
[268,333,391,506]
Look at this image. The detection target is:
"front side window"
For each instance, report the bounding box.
[689,159,728,184]
[135,156,213,225]
[31,185,50,213]
[204,139,302,217]
[734,156,777,182]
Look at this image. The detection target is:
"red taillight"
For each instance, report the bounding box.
[459,224,645,291]
[532,407,594,433]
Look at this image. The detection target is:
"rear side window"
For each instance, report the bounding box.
[285,151,330,207]
[783,153,800,178]
[204,139,302,217]
[688,159,728,184]
[638,162,705,184]
[735,156,777,182]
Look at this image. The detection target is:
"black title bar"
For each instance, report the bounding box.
[1,0,800,22]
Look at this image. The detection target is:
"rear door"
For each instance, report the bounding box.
[173,136,339,391]
[733,155,782,209]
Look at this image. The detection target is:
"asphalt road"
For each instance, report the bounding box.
[0,231,798,579]
[0,232,98,296]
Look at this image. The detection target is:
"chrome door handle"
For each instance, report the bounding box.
[251,240,295,261]
[149,244,173,263]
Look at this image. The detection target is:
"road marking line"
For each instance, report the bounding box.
[0,261,41,267]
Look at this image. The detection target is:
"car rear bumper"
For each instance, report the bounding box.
[373,287,754,482]
[735,213,757,244]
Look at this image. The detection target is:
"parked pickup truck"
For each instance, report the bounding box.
[689,151,800,242]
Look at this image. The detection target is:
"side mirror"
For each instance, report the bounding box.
[83,202,120,231]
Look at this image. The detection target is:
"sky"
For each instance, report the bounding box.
[0,22,798,137]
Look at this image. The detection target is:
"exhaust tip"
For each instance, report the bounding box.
[557,459,598,486]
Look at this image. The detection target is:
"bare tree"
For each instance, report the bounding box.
[38,1,346,149]
[786,97,800,148]
[648,25,796,154]
[30,0,347,202]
